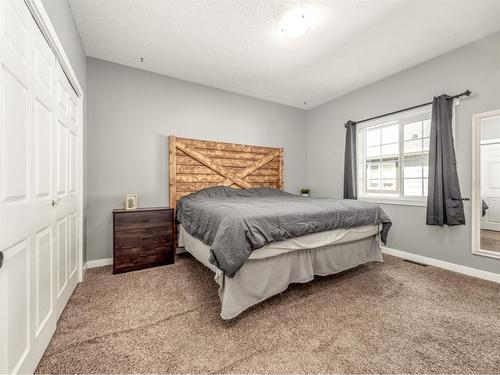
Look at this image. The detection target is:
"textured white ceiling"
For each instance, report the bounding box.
[69,0,500,109]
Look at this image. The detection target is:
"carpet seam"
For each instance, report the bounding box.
[41,300,216,361]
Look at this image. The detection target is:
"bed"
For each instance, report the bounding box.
[169,136,391,319]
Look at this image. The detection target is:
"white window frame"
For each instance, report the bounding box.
[357,105,433,207]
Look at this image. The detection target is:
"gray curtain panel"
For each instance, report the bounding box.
[426,95,465,225]
[343,121,357,199]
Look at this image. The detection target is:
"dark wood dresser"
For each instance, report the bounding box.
[112,207,174,274]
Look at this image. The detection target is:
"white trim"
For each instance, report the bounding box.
[471,109,500,261]
[84,258,113,270]
[356,104,432,131]
[382,247,500,284]
[481,137,500,145]
[359,196,426,207]
[24,0,84,97]
[77,96,84,282]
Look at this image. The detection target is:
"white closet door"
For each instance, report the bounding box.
[0,1,81,373]
[53,60,79,317]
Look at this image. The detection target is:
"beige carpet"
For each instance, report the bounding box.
[36,254,500,374]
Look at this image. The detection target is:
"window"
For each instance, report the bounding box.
[357,107,431,203]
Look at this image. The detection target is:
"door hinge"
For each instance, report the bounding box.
[0,251,3,269]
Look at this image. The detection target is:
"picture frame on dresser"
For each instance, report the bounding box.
[112,207,175,274]
[125,193,138,210]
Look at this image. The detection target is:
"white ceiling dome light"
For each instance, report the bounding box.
[279,7,312,38]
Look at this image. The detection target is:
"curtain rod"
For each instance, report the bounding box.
[345,90,471,128]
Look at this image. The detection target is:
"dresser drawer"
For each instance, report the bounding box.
[114,227,172,248]
[114,244,173,272]
[114,209,173,231]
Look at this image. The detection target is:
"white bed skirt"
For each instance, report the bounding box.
[179,227,383,319]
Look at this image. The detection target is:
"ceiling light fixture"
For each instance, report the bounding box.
[279,8,312,38]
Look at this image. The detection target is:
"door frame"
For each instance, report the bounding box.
[471,109,500,260]
[25,0,85,282]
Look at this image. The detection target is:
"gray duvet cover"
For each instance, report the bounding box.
[177,186,391,277]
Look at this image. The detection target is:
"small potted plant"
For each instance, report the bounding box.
[300,188,310,197]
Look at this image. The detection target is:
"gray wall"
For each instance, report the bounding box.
[41,0,88,259]
[307,31,500,274]
[87,58,307,261]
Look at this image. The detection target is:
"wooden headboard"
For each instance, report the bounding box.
[168,136,284,208]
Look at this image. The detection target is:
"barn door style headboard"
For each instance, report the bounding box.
[168,136,284,208]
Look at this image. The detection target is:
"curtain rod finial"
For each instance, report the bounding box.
[345,120,356,128]
[465,90,471,96]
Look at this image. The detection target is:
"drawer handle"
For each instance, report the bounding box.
[141,219,150,222]
[140,235,153,239]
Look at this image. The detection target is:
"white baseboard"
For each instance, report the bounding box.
[84,257,113,270]
[382,247,500,284]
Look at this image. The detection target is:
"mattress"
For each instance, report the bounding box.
[179,224,380,260]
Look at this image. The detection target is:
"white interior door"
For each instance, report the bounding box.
[0,1,81,373]
[480,142,500,231]
[53,60,80,317]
